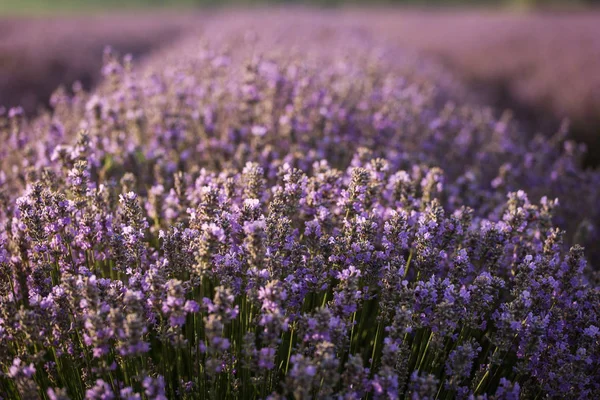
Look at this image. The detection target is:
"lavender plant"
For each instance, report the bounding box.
[0,23,598,399]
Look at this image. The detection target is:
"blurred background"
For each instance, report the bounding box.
[1,0,599,164]
[1,0,599,12]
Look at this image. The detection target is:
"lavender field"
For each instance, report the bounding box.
[1,8,599,400]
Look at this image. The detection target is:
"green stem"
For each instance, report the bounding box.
[403,249,413,279]
[285,328,295,375]
[417,332,433,372]
[370,321,382,372]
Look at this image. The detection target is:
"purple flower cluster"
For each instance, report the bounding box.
[0,22,599,399]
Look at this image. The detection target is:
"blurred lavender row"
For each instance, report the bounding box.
[2,9,600,163]
[0,12,202,114]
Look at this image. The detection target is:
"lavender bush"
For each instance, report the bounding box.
[0,23,599,399]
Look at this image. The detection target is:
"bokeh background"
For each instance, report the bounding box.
[1,0,599,164]
[1,0,599,12]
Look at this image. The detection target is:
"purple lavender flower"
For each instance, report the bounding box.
[0,19,598,400]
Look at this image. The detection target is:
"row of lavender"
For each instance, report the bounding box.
[1,21,599,399]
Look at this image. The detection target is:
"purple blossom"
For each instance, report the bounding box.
[0,20,598,400]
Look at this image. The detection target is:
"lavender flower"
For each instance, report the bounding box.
[0,19,598,400]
